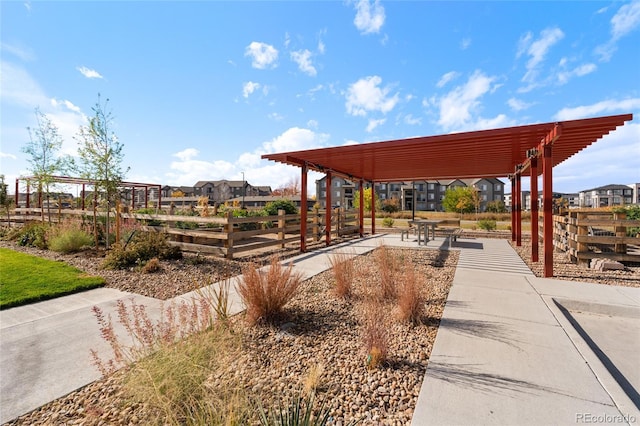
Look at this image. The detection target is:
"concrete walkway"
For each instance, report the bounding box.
[1,234,639,424]
[412,237,640,425]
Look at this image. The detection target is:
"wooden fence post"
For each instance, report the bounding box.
[576,212,588,267]
[225,210,234,259]
[614,211,627,255]
[278,209,285,248]
[312,208,319,242]
[115,201,121,245]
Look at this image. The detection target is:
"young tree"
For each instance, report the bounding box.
[0,174,12,225]
[75,95,129,248]
[353,187,381,212]
[442,186,476,214]
[22,108,65,219]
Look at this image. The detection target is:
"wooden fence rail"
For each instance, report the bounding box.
[545,210,640,265]
[7,207,361,259]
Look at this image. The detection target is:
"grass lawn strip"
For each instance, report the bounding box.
[0,248,105,310]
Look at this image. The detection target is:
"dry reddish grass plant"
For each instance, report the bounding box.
[362,299,389,370]
[142,257,161,273]
[397,266,424,325]
[375,244,400,300]
[328,251,355,299]
[237,256,303,325]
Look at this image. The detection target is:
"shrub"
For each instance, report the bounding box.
[362,300,388,370]
[16,221,49,249]
[397,267,424,325]
[47,220,93,253]
[237,256,303,325]
[264,199,298,216]
[141,257,161,273]
[102,231,182,269]
[382,217,394,227]
[477,219,497,231]
[329,251,354,299]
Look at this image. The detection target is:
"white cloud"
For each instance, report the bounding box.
[284,32,291,49]
[611,0,640,40]
[436,70,499,130]
[307,119,319,129]
[554,122,640,192]
[366,118,386,132]
[0,152,17,160]
[345,75,399,117]
[353,0,385,34]
[436,71,460,88]
[507,97,534,111]
[242,81,261,98]
[404,114,422,125]
[596,0,640,61]
[173,148,199,161]
[291,49,317,76]
[167,127,330,195]
[318,40,326,55]
[460,38,471,50]
[267,112,284,121]
[557,62,597,85]
[245,41,278,69]
[76,66,103,79]
[0,61,48,107]
[554,98,640,121]
[1,42,35,61]
[517,27,564,91]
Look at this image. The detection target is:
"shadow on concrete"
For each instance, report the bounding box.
[451,240,484,250]
[439,317,523,349]
[425,361,604,402]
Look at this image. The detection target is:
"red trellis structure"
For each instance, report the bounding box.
[262,113,633,277]
[14,175,162,211]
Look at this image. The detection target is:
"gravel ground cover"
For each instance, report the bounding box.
[3,243,457,425]
[509,239,640,288]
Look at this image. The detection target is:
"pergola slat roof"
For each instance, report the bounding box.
[262,114,633,182]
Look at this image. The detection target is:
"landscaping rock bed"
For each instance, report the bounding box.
[4,245,458,425]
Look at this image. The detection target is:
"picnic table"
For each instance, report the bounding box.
[408,219,442,245]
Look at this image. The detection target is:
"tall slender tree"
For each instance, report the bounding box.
[22,108,65,220]
[75,95,129,248]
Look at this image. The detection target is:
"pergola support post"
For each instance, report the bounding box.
[81,184,86,210]
[325,172,332,246]
[543,145,553,277]
[370,182,376,235]
[510,176,516,242]
[530,158,539,262]
[358,180,364,237]
[15,179,19,208]
[515,172,522,247]
[26,181,30,208]
[300,163,308,252]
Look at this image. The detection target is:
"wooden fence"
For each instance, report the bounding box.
[7,207,361,259]
[547,210,640,265]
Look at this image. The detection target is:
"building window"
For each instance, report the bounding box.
[335,181,341,188]
[321,181,326,188]
[440,185,446,191]
[321,191,326,197]
[428,183,435,190]
[428,193,434,200]
[380,183,386,190]
[495,184,501,190]
[481,184,487,191]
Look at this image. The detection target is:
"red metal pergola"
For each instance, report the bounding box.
[262,113,633,277]
[14,175,162,211]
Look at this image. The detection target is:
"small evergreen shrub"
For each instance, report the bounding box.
[264,199,298,216]
[103,232,182,269]
[16,222,49,249]
[477,219,497,231]
[382,217,394,227]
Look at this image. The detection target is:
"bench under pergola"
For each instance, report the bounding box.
[262,113,633,277]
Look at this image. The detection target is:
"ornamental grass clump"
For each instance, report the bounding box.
[397,266,424,325]
[328,251,354,299]
[47,219,94,253]
[362,299,389,370]
[375,245,400,300]
[238,256,303,325]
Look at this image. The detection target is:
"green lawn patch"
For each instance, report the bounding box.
[0,248,105,310]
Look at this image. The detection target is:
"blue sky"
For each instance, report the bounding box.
[1,0,639,197]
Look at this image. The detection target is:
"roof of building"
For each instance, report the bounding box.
[262,114,632,183]
[581,183,634,193]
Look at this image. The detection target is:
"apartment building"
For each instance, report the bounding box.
[315,177,504,212]
[578,184,636,207]
[161,180,272,205]
[505,191,579,211]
